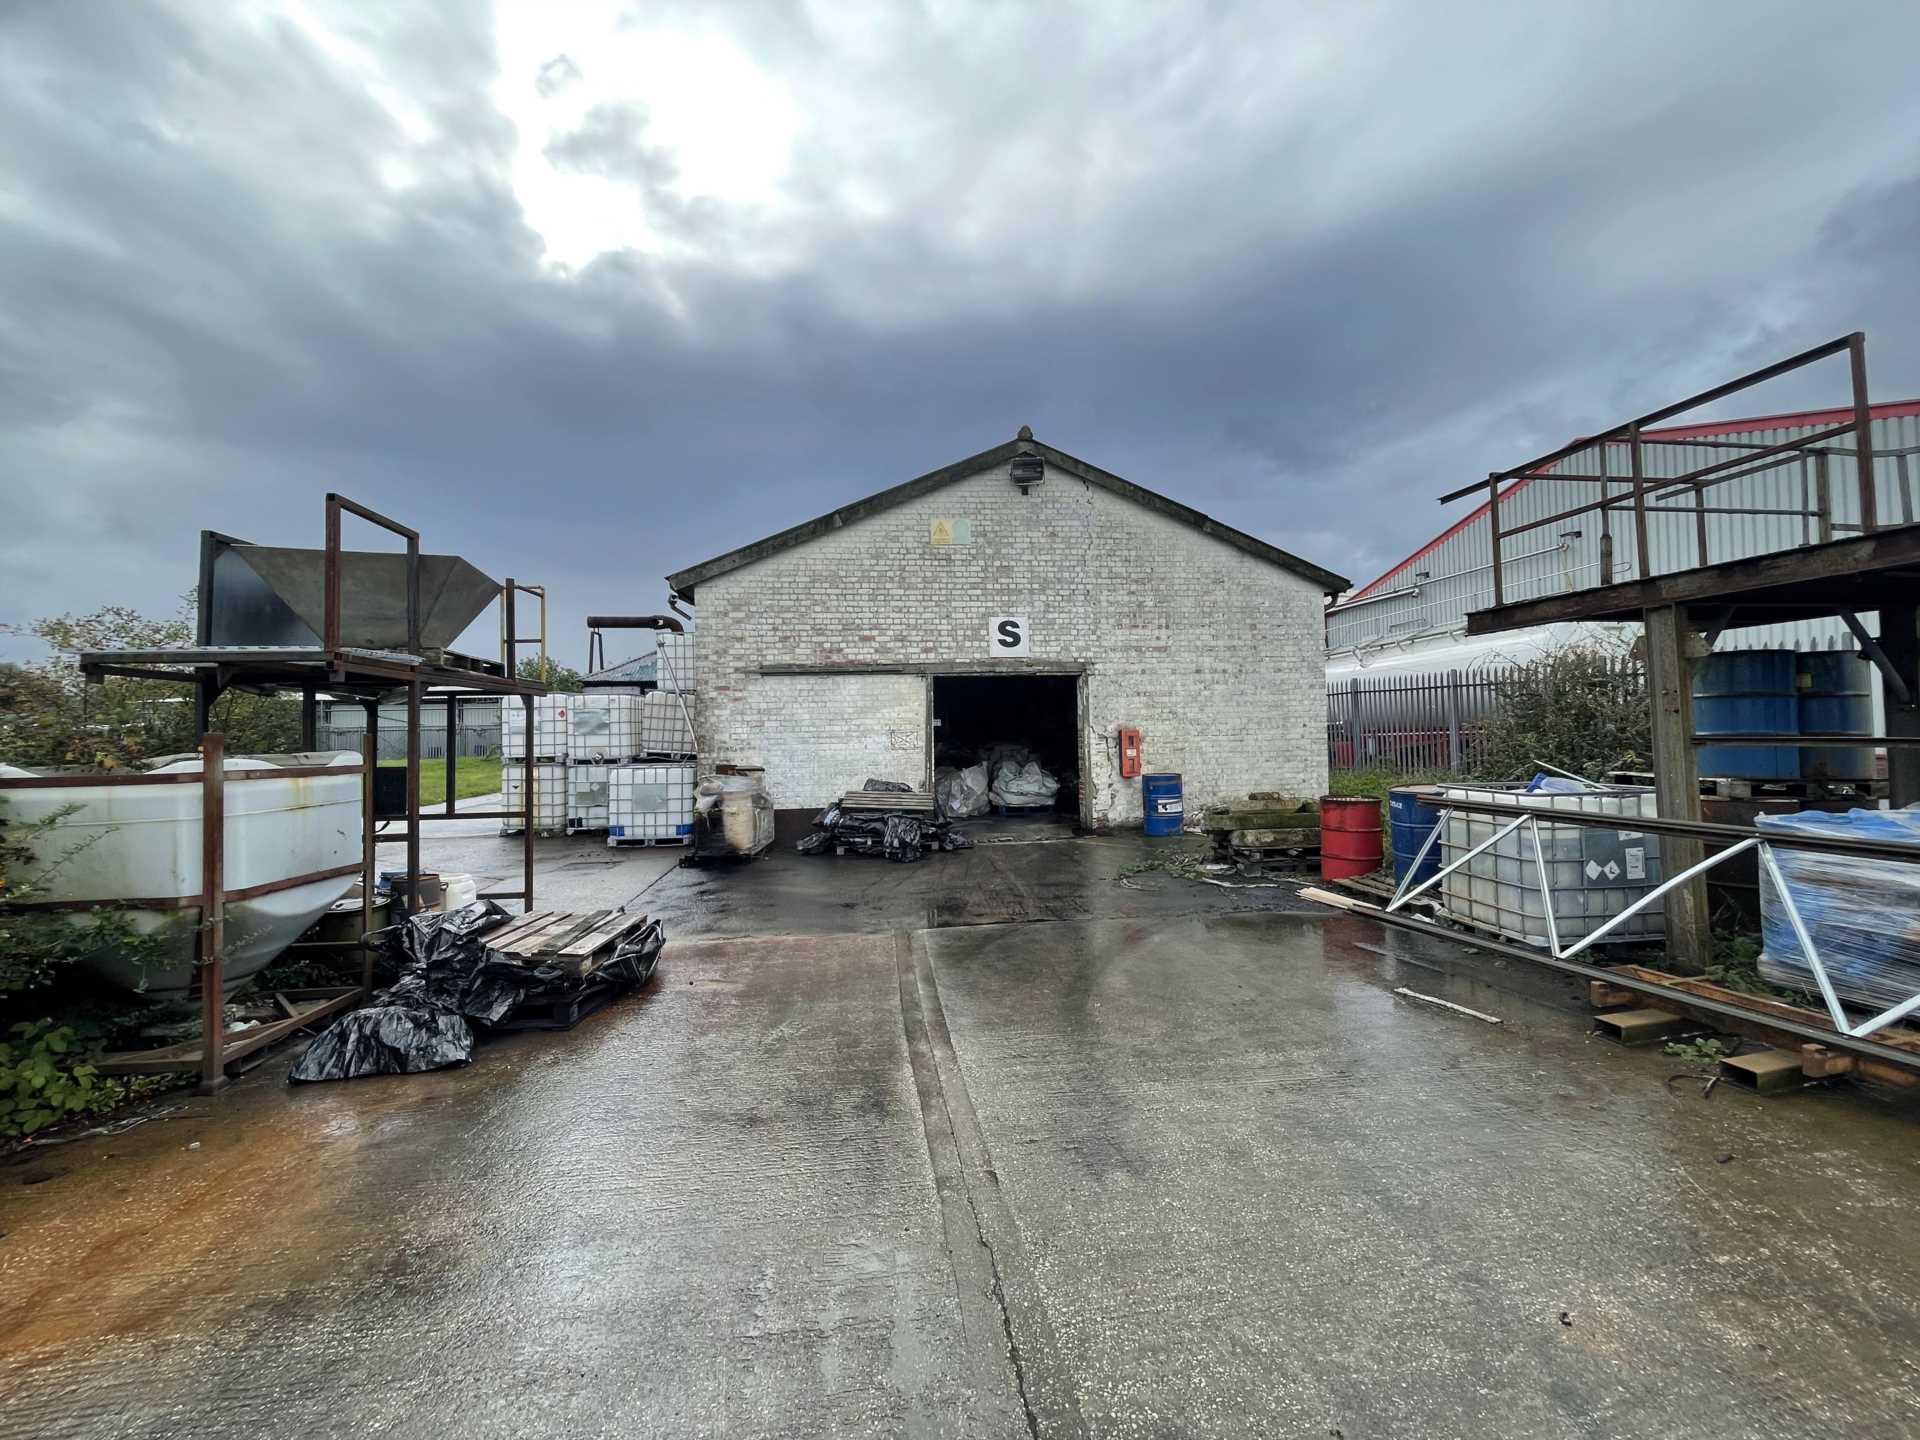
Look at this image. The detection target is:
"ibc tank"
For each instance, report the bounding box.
[1694,651,1798,782]
[1796,652,1875,782]
[1438,783,1665,947]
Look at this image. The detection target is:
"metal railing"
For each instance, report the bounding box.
[1440,333,1887,608]
[1385,796,1920,1042]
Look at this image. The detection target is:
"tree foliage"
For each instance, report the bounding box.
[0,598,300,768]
[1474,645,1650,783]
[516,655,586,692]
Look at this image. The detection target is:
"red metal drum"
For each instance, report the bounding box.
[1319,795,1385,881]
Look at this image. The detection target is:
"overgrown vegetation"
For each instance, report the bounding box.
[0,600,300,768]
[1472,644,1649,783]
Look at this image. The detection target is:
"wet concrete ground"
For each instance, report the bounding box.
[5,827,1920,1436]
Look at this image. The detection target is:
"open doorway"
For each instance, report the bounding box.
[931,673,1081,817]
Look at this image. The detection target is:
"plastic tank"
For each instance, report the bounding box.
[501,762,569,833]
[0,753,362,1002]
[503,695,574,761]
[1796,652,1875,782]
[1438,783,1665,947]
[638,691,697,758]
[1694,651,1799,781]
[566,765,611,834]
[1388,786,1443,887]
[569,694,641,763]
[609,764,696,842]
[655,633,697,693]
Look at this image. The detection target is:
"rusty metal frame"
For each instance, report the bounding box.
[323,493,420,654]
[1443,334,1887,607]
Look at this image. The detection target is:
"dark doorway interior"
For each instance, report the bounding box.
[931,673,1080,813]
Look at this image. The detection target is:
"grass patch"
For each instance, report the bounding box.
[1326,764,1451,829]
[379,756,502,801]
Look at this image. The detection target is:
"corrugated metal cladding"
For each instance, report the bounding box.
[1327,410,1920,657]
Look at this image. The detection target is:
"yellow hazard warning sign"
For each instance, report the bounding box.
[930,517,973,546]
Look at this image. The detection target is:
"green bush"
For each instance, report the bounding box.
[1474,645,1649,783]
[0,1020,115,1138]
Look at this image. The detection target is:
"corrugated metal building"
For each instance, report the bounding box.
[1328,401,1920,691]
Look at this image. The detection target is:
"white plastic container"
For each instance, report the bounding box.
[438,873,478,912]
[503,695,574,761]
[609,764,696,844]
[570,693,642,761]
[655,632,696,692]
[501,761,570,833]
[567,765,611,833]
[637,690,697,758]
[1438,783,1665,947]
[0,752,363,1001]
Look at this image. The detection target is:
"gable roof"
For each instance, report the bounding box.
[666,431,1350,598]
[1339,397,1920,606]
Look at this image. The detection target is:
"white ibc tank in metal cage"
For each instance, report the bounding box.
[655,632,696,693]
[503,695,575,761]
[1438,783,1666,947]
[566,764,611,833]
[609,764,696,842]
[502,761,570,833]
[637,691,696,758]
[570,694,641,761]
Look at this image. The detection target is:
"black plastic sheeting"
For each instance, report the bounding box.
[291,901,664,1084]
[796,806,974,862]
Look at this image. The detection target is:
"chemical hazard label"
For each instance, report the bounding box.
[1154,797,1183,815]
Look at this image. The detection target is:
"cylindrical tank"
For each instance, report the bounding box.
[1387,786,1443,887]
[1694,651,1799,781]
[1797,652,1875,782]
[1142,773,1184,836]
[1320,796,1384,879]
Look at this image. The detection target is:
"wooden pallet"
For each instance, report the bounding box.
[607,833,692,848]
[839,791,937,812]
[488,978,625,1032]
[484,909,653,979]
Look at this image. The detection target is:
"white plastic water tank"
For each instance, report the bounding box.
[0,752,363,1002]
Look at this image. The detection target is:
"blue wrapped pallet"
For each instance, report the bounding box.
[1756,808,1920,1010]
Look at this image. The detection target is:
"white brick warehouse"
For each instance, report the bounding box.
[667,430,1349,827]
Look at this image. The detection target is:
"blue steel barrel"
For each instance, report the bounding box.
[1388,786,1443,887]
[1142,773,1184,836]
[1694,651,1799,782]
[1797,652,1875,782]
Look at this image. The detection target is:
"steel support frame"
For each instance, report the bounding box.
[1386,808,1920,1042]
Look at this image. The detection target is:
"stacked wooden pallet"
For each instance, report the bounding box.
[483,909,654,980]
[838,790,936,813]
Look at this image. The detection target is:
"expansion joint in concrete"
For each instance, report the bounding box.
[897,930,1086,1439]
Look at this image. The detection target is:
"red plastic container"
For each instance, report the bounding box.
[1319,795,1385,880]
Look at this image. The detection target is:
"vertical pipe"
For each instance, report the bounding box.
[1486,474,1504,607]
[1629,425,1651,581]
[504,580,518,680]
[1446,670,1462,773]
[522,693,536,913]
[405,680,421,919]
[360,732,375,995]
[1849,331,1877,534]
[198,733,227,1095]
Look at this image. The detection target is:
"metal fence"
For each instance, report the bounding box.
[1328,660,1644,774]
[317,720,501,762]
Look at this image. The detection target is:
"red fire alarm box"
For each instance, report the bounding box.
[1117,727,1143,778]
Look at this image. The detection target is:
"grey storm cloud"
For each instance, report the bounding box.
[4,0,1920,664]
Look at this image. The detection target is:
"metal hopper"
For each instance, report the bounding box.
[200,530,500,655]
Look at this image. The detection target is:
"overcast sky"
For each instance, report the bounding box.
[6,1,1920,666]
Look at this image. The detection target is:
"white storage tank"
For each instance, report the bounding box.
[655,632,696,693]
[0,752,362,1001]
[638,690,696,758]
[1437,782,1665,948]
[609,764,696,845]
[503,695,574,761]
[567,764,611,833]
[570,694,641,762]
[501,761,570,834]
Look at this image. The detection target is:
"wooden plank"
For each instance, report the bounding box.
[1645,605,1709,972]
[1610,964,1920,1055]
[557,912,647,957]
[493,912,597,955]
[482,911,555,949]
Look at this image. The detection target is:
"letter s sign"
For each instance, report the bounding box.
[988,615,1031,657]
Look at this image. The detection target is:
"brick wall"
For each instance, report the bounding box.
[688,458,1329,822]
